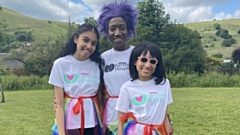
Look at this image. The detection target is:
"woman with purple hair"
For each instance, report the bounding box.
[97,1,138,135]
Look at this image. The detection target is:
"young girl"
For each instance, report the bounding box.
[49,23,102,135]
[115,42,173,135]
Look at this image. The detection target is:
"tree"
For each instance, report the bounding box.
[0,76,4,103]
[14,30,33,42]
[232,48,240,63]
[161,24,206,74]
[0,5,5,103]
[11,36,65,76]
[4,18,79,76]
[221,39,232,47]
[213,23,221,30]
[216,29,231,39]
[84,17,98,27]
[238,29,240,35]
[135,0,206,74]
[212,53,223,58]
[135,0,170,45]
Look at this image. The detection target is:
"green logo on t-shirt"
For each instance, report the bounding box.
[131,94,147,106]
[63,74,78,83]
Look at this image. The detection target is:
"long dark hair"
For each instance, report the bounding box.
[57,23,101,63]
[129,41,166,84]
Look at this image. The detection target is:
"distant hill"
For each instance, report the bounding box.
[0,7,71,42]
[185,19,240,59]
[1,7,240,59]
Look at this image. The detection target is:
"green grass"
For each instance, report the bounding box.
[1,88,240,135]
[0,90,54,135]
[169,87,240,135]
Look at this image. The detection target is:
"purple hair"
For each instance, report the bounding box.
[97,1,138,38]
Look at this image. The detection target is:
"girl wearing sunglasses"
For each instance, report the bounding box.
[116,41,173,135]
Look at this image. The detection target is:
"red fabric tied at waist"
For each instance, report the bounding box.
[64,93,96,135]
[120,112,168,135]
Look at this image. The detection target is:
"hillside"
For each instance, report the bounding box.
[0,7,70,42]
[185,19,240,59]
[1,7,240,59]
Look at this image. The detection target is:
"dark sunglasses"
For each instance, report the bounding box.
[138,56,158,65]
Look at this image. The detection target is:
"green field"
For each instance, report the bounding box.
[0,88,240,135]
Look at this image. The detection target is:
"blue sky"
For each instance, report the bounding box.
[1,0,240,23]
[212,0,239,14]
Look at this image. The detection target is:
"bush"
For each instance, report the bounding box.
[1,75,52,90]
[221,39,232,47]
[229,38,236,44]
[211,53,223,58]
[167,71,240,87]
[213,23,221,30]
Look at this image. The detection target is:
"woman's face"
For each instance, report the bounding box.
[108,17,128,51]
[135,51,158,81]
[73,31,98,61]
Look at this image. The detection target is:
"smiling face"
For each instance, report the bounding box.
[108,17,129,51]
[135,51,158,81]
[73,31,98,61]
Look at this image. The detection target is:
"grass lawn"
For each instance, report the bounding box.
[0,88,240,135]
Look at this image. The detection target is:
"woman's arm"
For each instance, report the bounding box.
[117,111,126,135]
[54,86,66,135]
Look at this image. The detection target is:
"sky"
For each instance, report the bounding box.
[1,0,240,24]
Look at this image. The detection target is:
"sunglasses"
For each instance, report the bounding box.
[138,56,158,65]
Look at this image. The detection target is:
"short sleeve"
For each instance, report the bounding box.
[48,61,64,88]
[115,86,130,113]
[167,80,173,105]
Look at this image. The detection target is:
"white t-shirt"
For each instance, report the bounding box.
[115,78,173,135]
[48,55,100,129]
[101,46,134,125]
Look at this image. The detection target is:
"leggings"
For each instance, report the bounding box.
[67,127,94,135]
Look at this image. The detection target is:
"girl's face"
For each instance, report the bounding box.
[135,51,158,81]
[108,17,128,51]
[73,31,98,61]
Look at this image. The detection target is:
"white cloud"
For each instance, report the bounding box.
[233,10,240,18]
[188,6,213,22]
[1,0,88,23]
[0,0,239,23]
[214,12,232,20]
[165,0,227,7]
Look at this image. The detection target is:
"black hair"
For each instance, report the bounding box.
[129,41,166,84]
[57,23,101,63]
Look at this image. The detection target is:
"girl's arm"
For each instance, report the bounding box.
[54,86,66,135]
[163,107,172,135]
[117,111,126,135]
